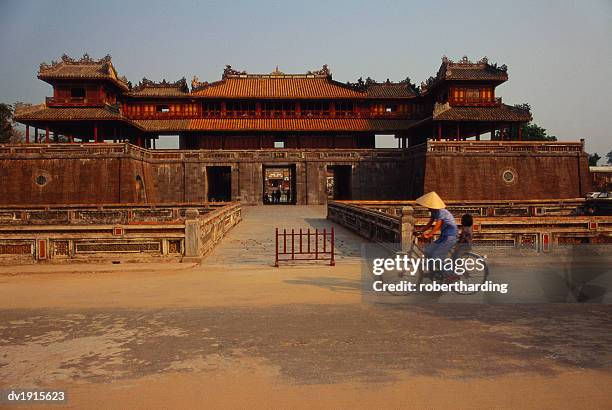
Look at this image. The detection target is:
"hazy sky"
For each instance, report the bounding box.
[0,0,610,156]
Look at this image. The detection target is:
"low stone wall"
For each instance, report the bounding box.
[0,202,241,263]
[327,201,413,251]
[335,198,585,218]
[184,203,242,259]
[328,200,612,252]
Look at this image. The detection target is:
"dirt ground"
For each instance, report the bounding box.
[0,206,611,409]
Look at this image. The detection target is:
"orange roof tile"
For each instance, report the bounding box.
[433,104,532,122]
[15,106,125,121]
[38,54,129,91]
[192,77,366,99]
[132,118,413,132]
[128,78,190,97]
[366,84,417,98]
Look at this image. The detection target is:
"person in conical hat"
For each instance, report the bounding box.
[415,191,446,210]
[415,192,458,264]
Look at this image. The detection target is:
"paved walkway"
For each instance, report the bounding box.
[204,205,364,266]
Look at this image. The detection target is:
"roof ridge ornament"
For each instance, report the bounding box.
[40,53,115,70]
[270,66,285,76]
[191,76,210,92]
[345,75,419,95]
[223,65,247,79]
[132,77,189,93]
[309,64,330,77]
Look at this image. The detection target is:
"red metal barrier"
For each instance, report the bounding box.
[275,227,335,267]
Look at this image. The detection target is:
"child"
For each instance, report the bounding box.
[453,213,473,258]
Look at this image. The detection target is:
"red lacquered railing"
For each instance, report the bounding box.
[46,97,106,107]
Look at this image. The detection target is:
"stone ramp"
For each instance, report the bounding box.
[203,205,365,266]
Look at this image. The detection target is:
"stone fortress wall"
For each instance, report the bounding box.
[0,141,591,206]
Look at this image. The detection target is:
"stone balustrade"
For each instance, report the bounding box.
[328,200,611,252]
[0,203,241,263]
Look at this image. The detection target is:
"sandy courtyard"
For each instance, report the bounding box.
[0,206,610,409]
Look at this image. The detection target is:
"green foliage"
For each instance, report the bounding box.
[0,103,13,143]
[495,122,557,141]
[588,153,601,166]
[606,150,612,165]
[520,122,557,141]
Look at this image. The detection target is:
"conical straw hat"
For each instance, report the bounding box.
[415,191,445,209]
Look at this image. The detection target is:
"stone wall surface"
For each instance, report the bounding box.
[423,141,591,200]
[0,141,590,206]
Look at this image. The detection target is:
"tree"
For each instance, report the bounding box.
[495,122,557,141]
[588,153,601,166]
[0,103,13,143]
[0,103,22,144]
[606,150,612,165]
[520,122,557,141]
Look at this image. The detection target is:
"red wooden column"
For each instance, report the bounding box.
[45,126,50,143]
[25,126,30,144]
[94,123,99,143]
[437,123,442,141]
[456,123,460,141]
[518,124,523,141]
[136,135,142,147]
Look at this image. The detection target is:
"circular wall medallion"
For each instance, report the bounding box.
[501,168,518,185]
[36,175,47,186]
[33,171,51,187]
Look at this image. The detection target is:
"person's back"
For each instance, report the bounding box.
[414,192,457,261]
[430,208,458,241]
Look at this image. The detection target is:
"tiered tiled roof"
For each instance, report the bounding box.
[366,83,417,98]
[38,54,129,91]
[14,105,124,121]
[421,56,508,93]
[132,118,414,132]
[191,65,367,99]
[128,78,190,97]
[191,66,419,99]
[18,57,530,133]
[433,102,532,122]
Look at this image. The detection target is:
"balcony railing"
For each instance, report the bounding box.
[449,97,502,107]
[46,97,106,107]
[123,110,413,120]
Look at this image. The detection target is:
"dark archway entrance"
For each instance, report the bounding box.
[263,165,296,205]
[326,165,352,200]
[207,166,232,202]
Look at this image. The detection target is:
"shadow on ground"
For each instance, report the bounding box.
[1,304,610,386]
[284,276,362,293]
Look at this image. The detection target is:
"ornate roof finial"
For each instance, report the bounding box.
[223,64,247,78]
[310,64,330,77]
[271,66,284,75]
